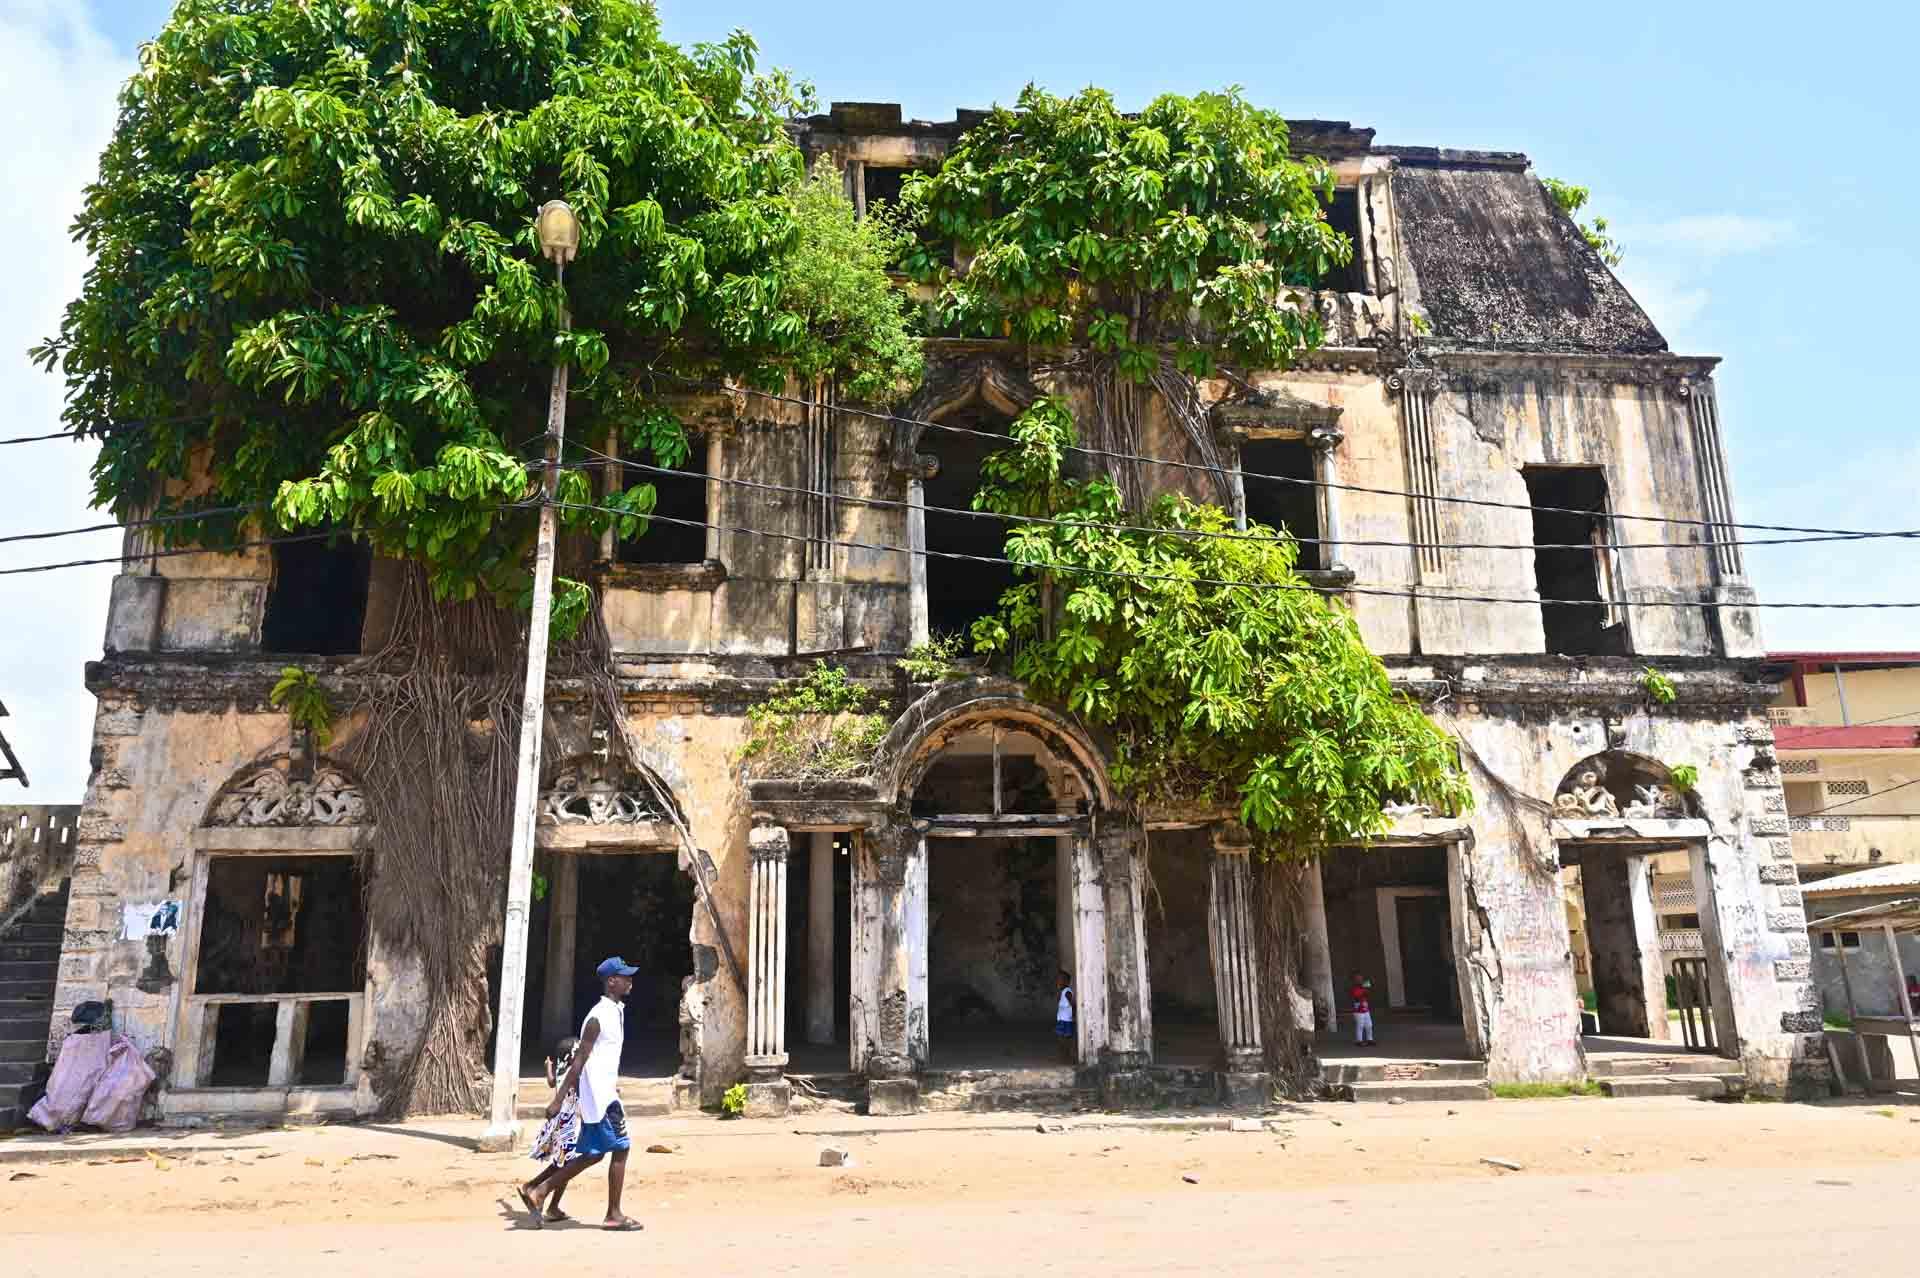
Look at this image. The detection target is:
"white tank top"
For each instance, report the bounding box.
[576,997,625,1123]
[1057,987,1074,1021]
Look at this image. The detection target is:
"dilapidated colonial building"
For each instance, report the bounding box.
[49,104,1822,1124]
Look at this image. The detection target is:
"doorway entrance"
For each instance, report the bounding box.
[1317,844,1472,1062]
[1146,829,1220,1066]
[519,851,695,1078]
[784,831,853,1074]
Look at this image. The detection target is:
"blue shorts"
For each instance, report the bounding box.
[1054,1019,1074,1039]
[571,1100,630,1158]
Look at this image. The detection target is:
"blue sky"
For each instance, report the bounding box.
[4,0,1915,798]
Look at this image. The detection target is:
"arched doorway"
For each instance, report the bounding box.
[875,687,1119,1074]
[1551,750,1729,1060]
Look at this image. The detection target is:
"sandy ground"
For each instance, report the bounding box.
[5,1095,1917,1275]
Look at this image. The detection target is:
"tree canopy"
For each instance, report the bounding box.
[36,0,918,615]
[971,400,1472,854]
[900,85,1351,380]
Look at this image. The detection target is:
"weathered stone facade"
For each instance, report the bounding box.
[47,103,1824,1122]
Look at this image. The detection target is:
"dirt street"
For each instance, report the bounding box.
[5,1095,1917,1275]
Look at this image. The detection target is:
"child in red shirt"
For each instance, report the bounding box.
[1350,972,1375,1045]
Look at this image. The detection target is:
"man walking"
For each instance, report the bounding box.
[523,956,642,1231]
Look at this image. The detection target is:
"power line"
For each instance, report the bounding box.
[539,492,1920,610]
[0,531,334,578]
[0,412,216,448]
[668,375,1913,540]
[548,450,1909,557]
[0,503,264,547]
[1797,776,1920,819]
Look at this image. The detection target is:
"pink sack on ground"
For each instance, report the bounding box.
[81,1034,157,1133]
[26,1030,112,1133]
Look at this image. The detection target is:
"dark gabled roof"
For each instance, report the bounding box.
[1394,165,1668,354]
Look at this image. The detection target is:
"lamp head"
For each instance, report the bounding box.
[536,200,580,265]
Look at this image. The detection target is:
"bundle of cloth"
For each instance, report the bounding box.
[28,1022,156,1135]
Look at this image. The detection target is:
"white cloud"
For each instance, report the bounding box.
[1631,213,1795,261]
[0,4,133,801]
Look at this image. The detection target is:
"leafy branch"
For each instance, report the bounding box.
[269,666,335,749]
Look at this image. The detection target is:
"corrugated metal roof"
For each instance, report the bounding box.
[1804,863,1920,896]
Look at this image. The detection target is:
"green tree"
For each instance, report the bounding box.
[34,0,916,1116]
[900,85,1351,502]
[1543,177,1624,268]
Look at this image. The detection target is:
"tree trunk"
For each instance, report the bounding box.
[1253,855,1319,1095]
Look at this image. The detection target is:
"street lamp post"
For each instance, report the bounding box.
[482,201,580,1149]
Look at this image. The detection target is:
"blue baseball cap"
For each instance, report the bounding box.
[596,956,639,980]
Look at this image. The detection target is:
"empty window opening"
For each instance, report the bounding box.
[910,728,1065,820]
[1321,845,1460,1027]
[195,857,364,996]
[298,998,352,1085]
[1818,931,1863,950]
[620,441,708,565]
[1146,828,1220,1066]
[1319,186,1369,294]
[1663,912,1702,931]
[1523,467,1627,657]
[207,1003,278,1087]
[261,537,371,655]
[924,418,1018,638]
[863,165,913,212]
[1240,438,1322,571]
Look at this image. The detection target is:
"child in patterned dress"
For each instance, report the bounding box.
[517,1035,580,1224]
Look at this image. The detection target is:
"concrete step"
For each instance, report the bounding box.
[0,1039,48,1064]
[1599,1074,1740,1100]
[919,1066,1093,1113]
[0,1014,52,1040]
[1588,1054,1735,1079]
[0,943,59,964]
[4,923,62,945]
[1323,1059,1488,1086]
[0,981,54,1002]
[513,1077,675,1120]
[0,1060,41,1085]
[0,963,58,988]
[0,996,52,1018]
[1347,1079,1493,1103]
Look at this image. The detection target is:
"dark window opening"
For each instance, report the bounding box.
[195,856,365,996]
[863,165,912,211]
[1319,187,1369,294]
[298,999,351,1085]
[1241,438,1322,571]
[1663,913,1702,931]
[262,537,371,655]
[924,418,1017,638]
[619,441,708,565]
[1523,467,1628,657]
[207,1003,277,1087]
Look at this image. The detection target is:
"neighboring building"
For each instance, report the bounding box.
[1,805,80,1129]
[1769,653,1920,876]
[1803,864,1920,1021]
[48,103,1824,1124]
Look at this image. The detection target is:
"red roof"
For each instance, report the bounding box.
[1769,651,1920,666]
[1774,724,1920,751]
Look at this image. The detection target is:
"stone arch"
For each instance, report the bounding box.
[891,357,1044,476]
[1552,749,1700,820]
[876,678,1115,811]
[201,755,371,829]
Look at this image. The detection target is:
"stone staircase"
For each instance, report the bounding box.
[919,1065,1098,1113]
[1588,1052,1744,1100]
[1321,1057,1491,1103]
[0,881,68,1130]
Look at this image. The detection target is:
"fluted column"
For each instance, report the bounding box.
[743,821,791,1116]
[1207,835,1263,1069]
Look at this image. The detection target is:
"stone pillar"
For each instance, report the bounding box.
[1627,854,1670,1040]
[1070,831,1108,1067]
[743,822,791,1117]
[1302,856,1336,1033]
[907,478,929,647]
[1097,820,1155,1105]
[1308,425,1346,574]
[540,853,580,1049]
[862,822,921,1115]
[806,831,835,1047]
[1208,831,1268,1106]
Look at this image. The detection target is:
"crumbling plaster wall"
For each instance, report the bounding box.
[1430,681,1824,1093]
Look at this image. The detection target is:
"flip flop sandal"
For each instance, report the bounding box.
[516,1186,544,1230]
[602,1218,644,1232]
[544,1209,571,1222]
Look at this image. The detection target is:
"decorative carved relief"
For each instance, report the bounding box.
[540,761,666,826]
[1553,753,1691,820]
[207,763,367,827]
